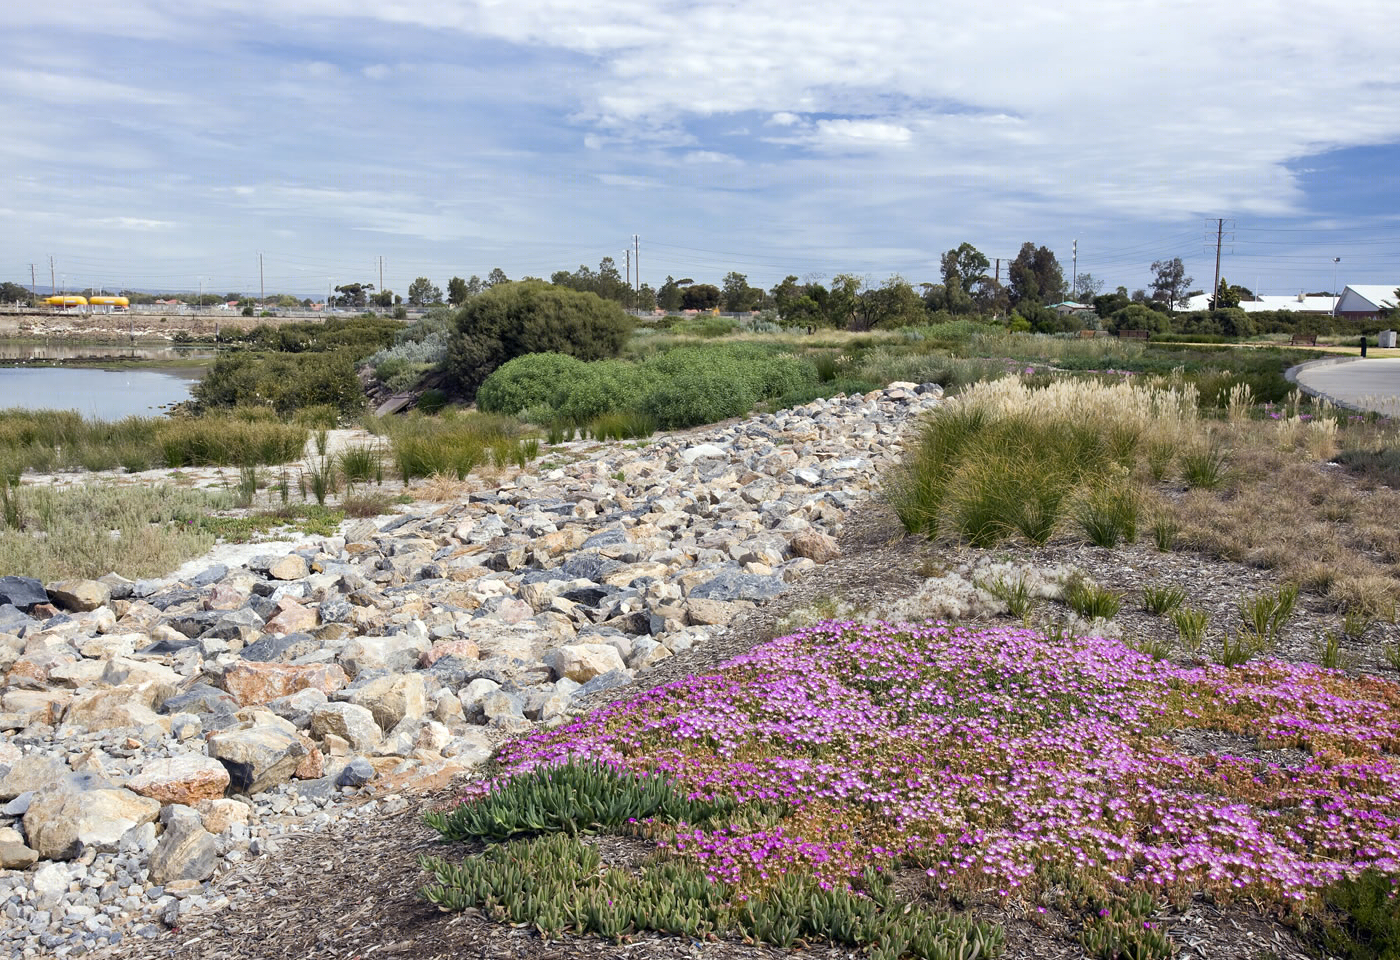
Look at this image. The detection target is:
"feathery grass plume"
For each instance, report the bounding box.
[234,463,259,509]
[1225,382,1256,423]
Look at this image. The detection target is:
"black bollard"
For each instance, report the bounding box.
[1361,335,1368,358]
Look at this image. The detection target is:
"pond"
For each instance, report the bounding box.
[0,344,212,420]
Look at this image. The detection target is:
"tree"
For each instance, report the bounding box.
[443,281,631,400]
[447,276,469,306]
[1149,258,1193,311]
[681,284,721,311]
[0,282,33,305]
[656,276,684,312]
[856,275,924,329]
[333,282,371,308]
[721,271,761,312]
[1209,277,1241,311]
[1007,243,1066,309]
[484,268,509,288]
[407,277,442,307]
[1073,273,1104,300]
[826,274,865,329]
[636,283,657,311]
[939,243,990,297]
[370,289,396,308]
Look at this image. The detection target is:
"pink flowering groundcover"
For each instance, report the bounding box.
[475,621,1400,912]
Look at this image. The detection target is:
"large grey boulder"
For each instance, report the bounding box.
[147,805,218,884]
[310,703,382,752]
[0,576,47,612]
[0,754,69,801]
[688,570,786,602]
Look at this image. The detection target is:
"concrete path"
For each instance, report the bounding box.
[1294,358,1400,416]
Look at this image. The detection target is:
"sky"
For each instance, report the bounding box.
[4,0,1400,301]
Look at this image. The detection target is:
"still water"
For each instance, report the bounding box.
[0,346,211,420]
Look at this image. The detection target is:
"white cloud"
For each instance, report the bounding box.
[682,151,742,165]
[362,64,392,80]
[768,111,802,127]
[813,119,912,148]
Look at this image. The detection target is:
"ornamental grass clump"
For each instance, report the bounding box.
[1063,577,1122,620]
[888,378,1197,546]
[1142,583,1187,616]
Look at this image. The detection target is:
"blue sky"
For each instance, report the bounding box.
[4,0,1399,300]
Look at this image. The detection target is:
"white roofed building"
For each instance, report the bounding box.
[1336,285,1399,320]
[1178,292,1338,313]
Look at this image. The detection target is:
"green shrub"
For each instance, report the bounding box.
[1321,869,1400,960]
[557,360,658,422]
[643,365,759,429]
[444,282,631,400]
[476,352,588,414]
[1170,607,1209,654]
[192,350,365,417]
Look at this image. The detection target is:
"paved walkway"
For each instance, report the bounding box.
[1294,358,1400,416]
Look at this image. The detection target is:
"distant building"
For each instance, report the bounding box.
[1050,300,1093,316]
[1178,292,1337,313]
[1335,285,1399,320]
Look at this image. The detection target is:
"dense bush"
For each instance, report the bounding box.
[475,353,588,414]
[236,315,400,357]
[443,282,631,400]
[557,359,659,422]
[192,351,364,417]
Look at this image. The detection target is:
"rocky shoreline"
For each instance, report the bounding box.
[0,382,940,958]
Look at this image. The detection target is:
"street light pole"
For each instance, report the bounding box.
[1332,257,1341,319]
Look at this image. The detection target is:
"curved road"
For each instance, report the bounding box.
[1294,358,1400,416]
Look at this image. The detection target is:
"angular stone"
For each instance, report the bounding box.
[419,637,479,667]
[0,576,47,612]
[346,673,427,731]
[789,530,841,564]
[310,703,382,752]
[206,724,307,795]
[239,631,317,663]
[336,757,375,788]
[147,805,217,884]
[0,754,69,801]
[688,570,786,602]
[23,773,160,861]
[125,756,231,806]
[267,555,309,581]
[543,643,627,683]
[338,634,430,676]
[196,797,251,834]
[221,661,347,706]
[0,839,38,869]
[203,583,248,610]
[159,683,239,720]
[685,598,739,626]
[263,599,318,635]
[46,579,111,612]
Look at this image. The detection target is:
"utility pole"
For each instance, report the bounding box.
[198,277,203,311]
[994,258,1001,286]
[49,256,55,295]
[634,235,640,298]
[29,263,36,296]
[1071,240,1077,300]
[378,256,384,296]
[1332,257,1341,318]
[624,249,630,291]
[259,253,265,302]
[1211,218,1224,311]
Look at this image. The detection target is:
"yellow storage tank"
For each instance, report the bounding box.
[44,295,88,307]
[88,296,129,308]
